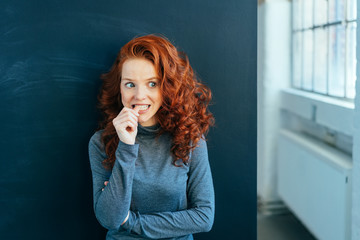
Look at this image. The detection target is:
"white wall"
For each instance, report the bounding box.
[352,3,360,238]
[258,0,360,239]
[257,0,290,205]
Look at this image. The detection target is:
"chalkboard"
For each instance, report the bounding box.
[0,1,257,239]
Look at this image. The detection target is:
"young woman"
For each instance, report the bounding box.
[88,34,215,239]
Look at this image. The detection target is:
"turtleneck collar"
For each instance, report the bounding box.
[137,123,161,137]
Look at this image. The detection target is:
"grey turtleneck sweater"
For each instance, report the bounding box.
[88,124,215,240]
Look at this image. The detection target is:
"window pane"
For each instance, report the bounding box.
[346,22,357,98]
[329,0,345,22]
[291,0,356,99]
[293,32,302,88]
[303,30,313,90]
[293,0,302,30]
[347,0,357,20]
[314,0,328,26]
[313,28,327,94]
[328,25,346,97]
[303,0,314,29]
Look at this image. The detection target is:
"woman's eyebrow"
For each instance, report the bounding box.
[121,77,159,81]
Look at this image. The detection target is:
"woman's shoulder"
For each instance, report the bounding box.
[89,129,105,149]
[189,137,208,161]
[197,137,207,146]
[193,137,207,151]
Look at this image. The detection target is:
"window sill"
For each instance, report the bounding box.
[280,88,354,137]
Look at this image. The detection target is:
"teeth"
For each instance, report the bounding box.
[135,105,149,110]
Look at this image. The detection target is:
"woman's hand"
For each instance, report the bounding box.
[101,181,109,191]
[112,106,140,145]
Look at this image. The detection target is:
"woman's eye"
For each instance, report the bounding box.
[125,82,135,88]
[149,82,157,88]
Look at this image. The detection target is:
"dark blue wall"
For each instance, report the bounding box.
[0,1,257,239]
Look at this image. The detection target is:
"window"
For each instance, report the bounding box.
[292,0,357,99]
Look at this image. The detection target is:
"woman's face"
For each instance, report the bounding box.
[120,58,162,127]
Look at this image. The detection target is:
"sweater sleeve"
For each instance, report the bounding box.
[88,132,139,230]
[121,139,215,239]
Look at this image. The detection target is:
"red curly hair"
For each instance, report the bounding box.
[97,34,214,169]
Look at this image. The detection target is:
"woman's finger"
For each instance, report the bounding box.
[124,106,140,117]
[102,181,109,191]
[114,117,138,131]
[119,107,140,118]
[115,111,138,123]
[113,111,138,129]
[114,116,138,128]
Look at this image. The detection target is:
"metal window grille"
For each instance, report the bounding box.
[292,0,357,99]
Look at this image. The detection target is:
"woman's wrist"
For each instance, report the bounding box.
[119,137,136,145]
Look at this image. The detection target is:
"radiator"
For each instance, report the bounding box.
[277,129,352,240]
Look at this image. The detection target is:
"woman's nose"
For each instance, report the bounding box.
[134,87,146,100]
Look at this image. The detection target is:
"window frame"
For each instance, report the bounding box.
[291,0,357,100]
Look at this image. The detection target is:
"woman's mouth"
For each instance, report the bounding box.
[132,104,150,111]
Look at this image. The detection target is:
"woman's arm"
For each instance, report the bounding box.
[121,139,215,239]
[88,132,138,230]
